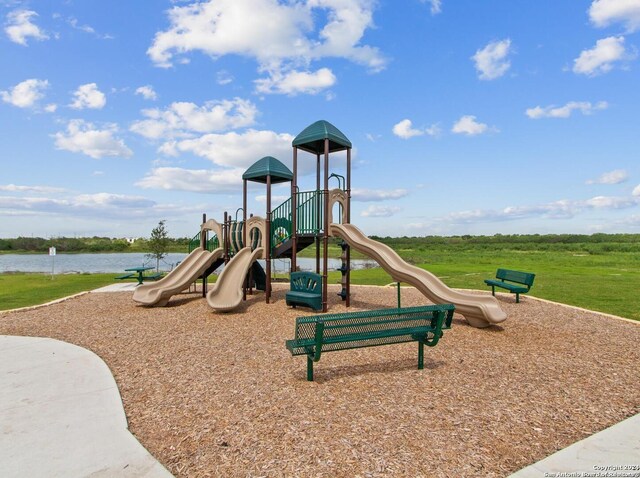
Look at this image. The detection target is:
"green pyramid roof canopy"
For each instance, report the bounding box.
[242,156,293,184]
[292,120,352,154]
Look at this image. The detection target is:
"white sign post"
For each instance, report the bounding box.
[49,247,56,278]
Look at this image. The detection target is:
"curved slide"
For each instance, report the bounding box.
[330,223,507,328]
[207,247,264,312]
[133,247,223,307]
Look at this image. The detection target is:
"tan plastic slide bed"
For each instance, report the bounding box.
[132,247,223,307]
[330,223,507,328]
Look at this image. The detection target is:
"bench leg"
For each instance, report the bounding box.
[306,356,314,381]
[515,292,520,303]
[418,341,424,370]
[491,286,495,297]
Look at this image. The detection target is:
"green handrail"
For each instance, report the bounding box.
[188,232,200,253]
[270,190,324,252]
[188,232,219,253]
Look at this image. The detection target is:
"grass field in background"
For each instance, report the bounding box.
[325,248,639,321]
[0,273,115,311]
[1,246,638,322]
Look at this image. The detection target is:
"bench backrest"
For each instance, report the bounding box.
[288,304,454,356]
[290,271,322,294]
[496,268,535,287]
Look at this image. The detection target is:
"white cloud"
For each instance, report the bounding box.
[0,194,160,222]
[308,0,386,72]
[584,195,637,209]
[391,120,441,139]
[217,70,234,85]
[441,195,640,225]
[136,167,244,193]
[586,169,629,185]
[392,119,423,139]
[147,0,309,67]
[53,119,133,159]
[74,193,155,208]
[0,184,67,194]
[44,103,58,113]
[4,9,49,45]
[158,129,294,170]
[472,39,512,80]
[68,17,94,34]
[425,124,442,137]
[526,101,608,119]
[352,188,408,201]
[361,205,401,217]
[1,78,49,108]
[633,184,640,196]
[255,67,336,95]
[589,0,640,32]
[67,17,113,39]
[70,83,107,110]
[135,85,158,101]
[422,0,442,15]
[451,115,495,135]
[573,36,632,76]
[147,0,385,93]
[130,98,258,140]
[255,194,289,204]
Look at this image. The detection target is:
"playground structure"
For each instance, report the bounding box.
[133,120,507,328]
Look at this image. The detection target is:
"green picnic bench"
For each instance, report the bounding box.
[484,268,535,303]
[114,273,135,280]
[285,271,322,311]
[145,273,163,281]
[285,304,455,381]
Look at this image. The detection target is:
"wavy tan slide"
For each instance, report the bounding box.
[133,247,223,307]
[207,247,264,312]
[330,223,507,328]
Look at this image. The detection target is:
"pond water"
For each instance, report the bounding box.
[0,252,377,274]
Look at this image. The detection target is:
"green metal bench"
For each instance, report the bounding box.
[285,271,322,311]
[484,268,535,303]
[145,273,163,281]
[285,304,455,381]
[114,273,135,280]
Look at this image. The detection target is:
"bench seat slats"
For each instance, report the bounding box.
[286,304,454,380]
[114,273,135,280]
[286,328,435,355]
[484,268,535,303]
[484,279,528,293]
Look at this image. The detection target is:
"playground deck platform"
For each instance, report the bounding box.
[1,284,638,477]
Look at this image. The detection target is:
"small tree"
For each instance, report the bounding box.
[147,220,169,271]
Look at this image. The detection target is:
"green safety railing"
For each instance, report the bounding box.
[188,232,219,253]
[270,190,324,252]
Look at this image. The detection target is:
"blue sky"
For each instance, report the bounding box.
[1,0,639,239]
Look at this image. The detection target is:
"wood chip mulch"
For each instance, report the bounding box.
[1,284,639,478]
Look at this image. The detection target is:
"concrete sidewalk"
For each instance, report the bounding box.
[510,413,640,477]
[93,282,138,292]
[0,335,172,478]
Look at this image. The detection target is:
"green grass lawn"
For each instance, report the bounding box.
[0,273,115,311]
[2,247,638,322]
[324,248,640,322]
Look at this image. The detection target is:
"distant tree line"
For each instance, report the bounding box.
[0,236,191,253]
[1,233,639,254]
[368,233,640,254]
